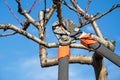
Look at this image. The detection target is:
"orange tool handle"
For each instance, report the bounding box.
[58,45,70,60]
[80,34,97,48]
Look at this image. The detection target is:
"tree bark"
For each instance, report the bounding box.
[39,10,47,67]
[92,54,108,80]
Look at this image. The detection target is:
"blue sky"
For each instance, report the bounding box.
[0,0,120,80]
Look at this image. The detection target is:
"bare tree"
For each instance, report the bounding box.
[0,0,120,80]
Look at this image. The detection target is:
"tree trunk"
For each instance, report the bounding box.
[39,11,47,67]
[92,53,108,80]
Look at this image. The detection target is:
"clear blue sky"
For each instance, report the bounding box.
[0,0,120,80]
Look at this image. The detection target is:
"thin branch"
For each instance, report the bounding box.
[64,0,91,26]
[78,3,120,28]
[65,1,120,30]
[71,0,91,19]
[74,0,83,25]
[4,0,23,26]
[70,0,120,28]
[85,0,91,13]
[81,4,120,26]
[70,0,104,38]
[82,0,91,22]
[4,0,33,31]
[16,0,40,29]
[63,0,78,12]
[93,4,120,21]
[28,0,37,13]
[0,31,17,37]
[46,5,56,23]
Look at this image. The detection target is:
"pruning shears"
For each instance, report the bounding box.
[53,18,120,65]
[52,19,84,45]
[52,18,120,80]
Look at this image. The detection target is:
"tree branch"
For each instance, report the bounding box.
[0,24,114,50]
[0,31,17,37]
[64,0,104,39]
[41,55,92,67]
[63,1,120,41]
[16,0,40,29]
[28,0,37,14]
[53,0,67,30]
[70,0,91,19]
[0,24,51,47]
[63,0,78,12]
[71,1,120,28]
[85,0,91,13]
[4,0,23,26]
[39,5,56,28]
[91,21,104,39]
[53,0,63,24]
[70,0,104,38]
[93,4,120,21]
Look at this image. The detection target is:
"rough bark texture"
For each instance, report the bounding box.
[92,54,108,80]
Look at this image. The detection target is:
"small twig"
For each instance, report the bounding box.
[82,0,91,22]
[64,0,84,25]
[4,0,23,26]
[0,32,17,37]
[94,4,120,20]
[93,12,100,17]
[85,0,91,13]
[63,0,77,12]
[71,0,120,28]
[78,4,120,28]
[75,0,84,25]
[74,0,83,25]
[28,0,37,14]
